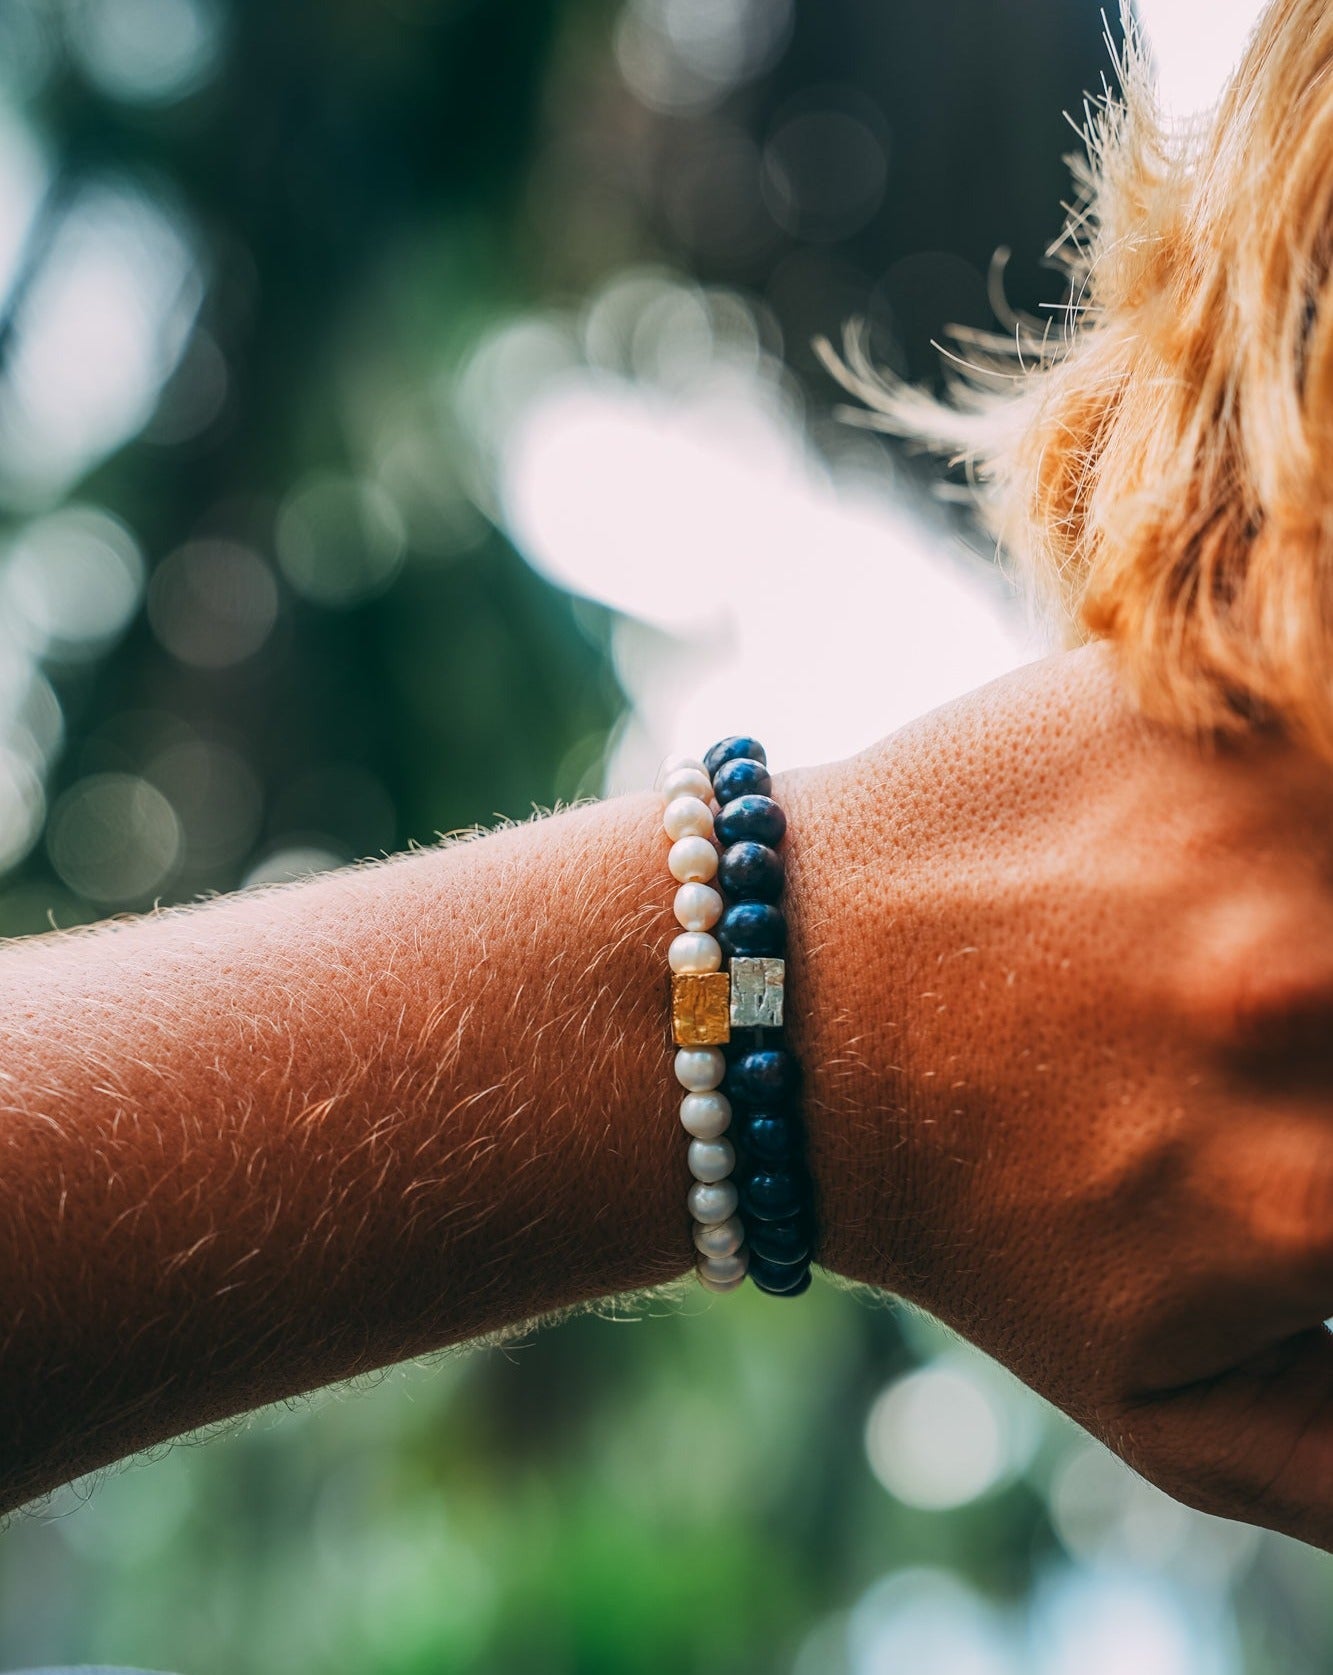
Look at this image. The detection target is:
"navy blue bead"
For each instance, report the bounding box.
[717,901,786,959]
[742,1111,802,1165]
[717,841,783,903]
[750,1255,813,1296]
[704,736,767,779]
[728,1047,799,1104]
[748,1216,812,1266]
[712,756,772,806]
[714,795,786,849]
[739,1166,805,1222]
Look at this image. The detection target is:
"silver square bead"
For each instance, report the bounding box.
[729,956,785,1029]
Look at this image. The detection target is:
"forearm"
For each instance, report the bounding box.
[0,792,708,1510]
[15,644,1332,1550]
[0,686,1019,1516]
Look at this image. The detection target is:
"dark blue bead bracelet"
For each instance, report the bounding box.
[717,840,784,903]
[727,1045,798,1103]
[705,736,817,1298]
[714,794,787,849]
[717,901,786,959]
[704,735,767,778]
[711,755,772,806]
[747,1254,813,1296]
[747,1214,812,1266]
[738,1166,807,1223]
[740,1110,803,1165]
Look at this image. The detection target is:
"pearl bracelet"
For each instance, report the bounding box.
[658,753,749,1294]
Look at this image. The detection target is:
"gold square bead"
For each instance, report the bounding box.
[729,956,785,1029]
[672,972,731,1046]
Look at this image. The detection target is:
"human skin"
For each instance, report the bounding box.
[1,644,1331,1545]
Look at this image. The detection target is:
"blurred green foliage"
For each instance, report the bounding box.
[0,0,625,939]
[1,2,1330,1672]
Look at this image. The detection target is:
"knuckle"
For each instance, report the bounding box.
[1176,891,1333,1049]
[1251,1163,1333,1274]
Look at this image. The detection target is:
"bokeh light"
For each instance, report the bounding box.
[1048,1441,1261,1589]
[0,180,200,500]
[864,1352,1039,1512]
[146,736,263,874]
[615,0,794,115]
[495,351,1027,772]
[1135,0,1265,117]
[46,772,182,904]
[761,97,889,243]
[147,540,279,668]
[1029,1567,1242,1675]
[0,2,1324,1672]
[2,506,144,661]
[64,0,225,106]
[845,1569,1020,1675]
[275,472,406,608]
[0,664,62,770]
[142,325,229,446]
[0,101,47,304]
[0,746,44,873]
[243,844,348,888]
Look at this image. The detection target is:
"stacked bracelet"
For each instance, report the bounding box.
[659,756,749,1294]
[658,739,816,1298]
[705,737,815,1298]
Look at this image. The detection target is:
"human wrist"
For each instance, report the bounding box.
[776,749,928,1296]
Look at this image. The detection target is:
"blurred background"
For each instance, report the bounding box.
[1,0,1326,1671]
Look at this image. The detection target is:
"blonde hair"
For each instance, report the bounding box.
[825,0,1333,757]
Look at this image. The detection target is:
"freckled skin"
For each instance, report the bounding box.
[2,643,1333,1547]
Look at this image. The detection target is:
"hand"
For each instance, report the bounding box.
[788,644,1333,1549]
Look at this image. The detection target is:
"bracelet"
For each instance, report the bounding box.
[658,740,816,1297]
[659,755,748,1293]
[705,737,815,1298]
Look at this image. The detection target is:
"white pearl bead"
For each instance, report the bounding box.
[668,932,721,974]
[697,1264,746,1294]
[697,1248,749,1288]
[673,882,722,932]
[674,1047,725,1092]
[688,1178,739,1224]
[679,1090,731,1138]
[663,795,714,842]
[660,766,713,804]
[693,1214,744,1259]
[655,754,706,790]
[688,1137,735,1183]
[667,835,717,884]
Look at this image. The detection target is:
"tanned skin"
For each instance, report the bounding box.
[2,646,1333,1547]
